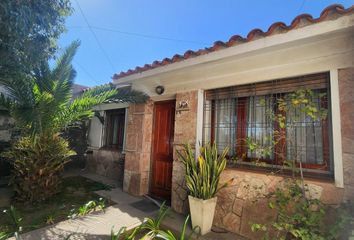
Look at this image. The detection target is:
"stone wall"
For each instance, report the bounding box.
[86,149,125,186]
[123,100,153,196]
[339,67,354,201]
[213,169,344,239]
[171,91,199,214]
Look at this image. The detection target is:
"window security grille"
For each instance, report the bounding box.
[203,73,332,178]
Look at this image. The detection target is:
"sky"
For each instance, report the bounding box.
[59,0,354,87]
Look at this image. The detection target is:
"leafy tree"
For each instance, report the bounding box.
[0,41,147,201]
[0,0,73,82]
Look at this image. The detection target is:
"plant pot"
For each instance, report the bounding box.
[188,195,217,235]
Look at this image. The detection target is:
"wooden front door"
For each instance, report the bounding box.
[151,100,175,200]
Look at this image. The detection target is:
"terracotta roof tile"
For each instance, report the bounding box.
[112,4,354,80]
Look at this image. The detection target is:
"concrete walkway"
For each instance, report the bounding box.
[161,210,247,240]
[13,177,158,240]
[10,172,245,240]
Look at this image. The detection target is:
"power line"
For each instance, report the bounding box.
[92,26,207,45]
[67,25,208,45]
[73,60,101,86]
[74,0,116,72]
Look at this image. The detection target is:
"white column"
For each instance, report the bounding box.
[195,89,204,158]
[330,69,344,188]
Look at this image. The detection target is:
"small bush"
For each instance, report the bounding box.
[177,143,233,200]
[3,134,75,202]
[251,179,351,240]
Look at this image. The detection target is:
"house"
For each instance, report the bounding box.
[86,4,354,238]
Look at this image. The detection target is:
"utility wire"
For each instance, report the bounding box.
[74,0,116,72]
[73,60,101,86]
[67,25,208,45]
[91,26,207,45]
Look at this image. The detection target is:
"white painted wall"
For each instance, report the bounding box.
[87,103,130,149]
[87,111,103,149]
[127,31,353,96]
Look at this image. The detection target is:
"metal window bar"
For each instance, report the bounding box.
[202,74,331,175]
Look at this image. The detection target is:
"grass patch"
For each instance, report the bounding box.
[0,176,112,234]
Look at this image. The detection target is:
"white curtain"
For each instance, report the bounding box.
[246,96,274,159]
[213,99,237,155]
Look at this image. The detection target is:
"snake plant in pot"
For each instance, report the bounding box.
[178,143,232,235]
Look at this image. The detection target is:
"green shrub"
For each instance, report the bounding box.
[177,143,232,200]
[3,134,74,202]
[250,179,351,240]
[111,203,196,240]
[68,198,106,219]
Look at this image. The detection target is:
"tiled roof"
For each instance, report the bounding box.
[113,4,354,80]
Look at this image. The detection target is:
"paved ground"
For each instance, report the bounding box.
[11,175,158,240]
[161,210,247,240]
[10,171,245,240]
[64,169,120,188]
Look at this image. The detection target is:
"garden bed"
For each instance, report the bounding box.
[0,176,112,234]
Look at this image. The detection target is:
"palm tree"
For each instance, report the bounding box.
[0,41,147,202]
[0,40,146,136]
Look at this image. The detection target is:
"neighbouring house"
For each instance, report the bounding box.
[86,4,354,239]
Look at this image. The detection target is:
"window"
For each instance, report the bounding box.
[104,109,126,150]
[203,73,332,178]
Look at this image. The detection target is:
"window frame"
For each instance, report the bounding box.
[103,108,126,151]
[204,73,333,179]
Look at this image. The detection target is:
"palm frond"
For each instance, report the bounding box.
[55,88,117,130]
[2,40,147,136]
[33,61,52,93]
[51,41,80,105]
[80,83,116,98]
[108,88,148,103]
[52,40,80,86]
[0,77,34,106]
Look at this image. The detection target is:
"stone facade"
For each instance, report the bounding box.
[167,74,354,239]
[213,169,344,239]
[171,91,199,214]
[338,67,354,201]
[86,149,125,186]
[123,100,154,196]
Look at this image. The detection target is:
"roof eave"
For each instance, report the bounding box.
[113,13,354,84]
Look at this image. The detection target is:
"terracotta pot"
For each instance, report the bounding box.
[188,195,217,235]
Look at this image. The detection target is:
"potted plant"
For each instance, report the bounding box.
[178,143,232,235]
